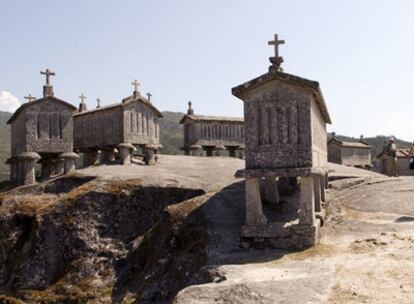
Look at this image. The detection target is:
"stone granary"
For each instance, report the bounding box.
[377,148,414,176]
[180,102,245,158]
[328,135,372,168]
[6,69,78,185]
[233,34,331,248]
[73,80,163,166]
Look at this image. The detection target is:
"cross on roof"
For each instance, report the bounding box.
[188,101,192,110]
[79,93,87,104]
[131,79,140,92]
[268,34,285,60]
[96,97,101,108]
[146,92,152,102]
[40,68,55,85]
[24,94,36,102]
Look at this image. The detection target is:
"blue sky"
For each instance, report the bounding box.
[1,0,413,140]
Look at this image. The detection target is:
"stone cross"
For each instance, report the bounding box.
[187,100,194,115]
[188,101,192,110]
[268,34,285,60]
[24,94,36,102]
[79,93,87,105]
[146,92,152,102]
[131,79,140,92]
[96,97,101,108]
[40,68,55,85]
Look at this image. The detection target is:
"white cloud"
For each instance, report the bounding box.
[0,91,21,113]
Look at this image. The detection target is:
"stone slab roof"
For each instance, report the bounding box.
[74,94,163,118]
[328,138,371,149]
[179,114,244,124]
[231,70,331,124]
[7,96,77,124]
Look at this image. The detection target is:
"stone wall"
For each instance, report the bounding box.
[74,107,123,150]
[123,102,160,145]
[310,97,328,167]
[185,121,244,147]
[242,79,313,170]
[11,99,74,156]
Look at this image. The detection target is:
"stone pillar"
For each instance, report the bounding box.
[118,143,135,165]
[59,152,79,174]
[55,159,64,176]
[264,176,279,205]
[18,152,41,186]
[144,144,157,166]
[238,146,245,160]
[190,145,203,156]
[41,160,53,181]
[245,177,267,227]
[299,176,316,226]
[100,147,116,164]
[320,175,326,202]
[313,176,322,212]
[213,145,227,157]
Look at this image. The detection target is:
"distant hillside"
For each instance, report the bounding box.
[0,109,411,182]
[159,111,184,155]
[0,111,11,181]
[329,133,411,157]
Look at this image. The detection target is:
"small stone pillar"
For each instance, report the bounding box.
[41,160,53,181]
[118,143,136,165]
[100,147,116,164]
[18,152,41,186]
[238,146,245,160]
[55,159,64,176]
[5,158,16,183]
[144,144,158,165]
[299,176,316,226]
[313,176,322,212]
[320,175,326,202]
[245,177,267,227]
[264,176,279,204]
[82,150,100,168]
[190,145,203,156]
[213,145,227,157]
[59,152,79,174]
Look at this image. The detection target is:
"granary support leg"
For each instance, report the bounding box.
[118,143,135,165]
[100,147,116,164]
[190,145,203,157]
[320,175,326,202]
[59,152,79,174]
[144,144,157,166]
[213,145,227,157]
[18,152,41,186]
[313,176,322,212]
[245,177,267,227]
[264,176,279,205]
[299,176,316,226]
[55,159,64,176]
[238,147,245,160]
[41,160,53,181]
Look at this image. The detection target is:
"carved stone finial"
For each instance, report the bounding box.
[187,101,194,115]
[268,34,285,72]
[96,97,101,108]
[40,68,56,97]
[146,92,152,103]
[24,94,36,102]
[78,93,87,112]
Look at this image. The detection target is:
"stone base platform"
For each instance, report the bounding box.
[241,217,322,250]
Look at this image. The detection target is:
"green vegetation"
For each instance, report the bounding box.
[159,111,184,154]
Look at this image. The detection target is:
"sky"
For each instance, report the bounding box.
[1,0,414,141]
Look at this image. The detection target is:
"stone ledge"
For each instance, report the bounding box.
[235,167,326,178]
